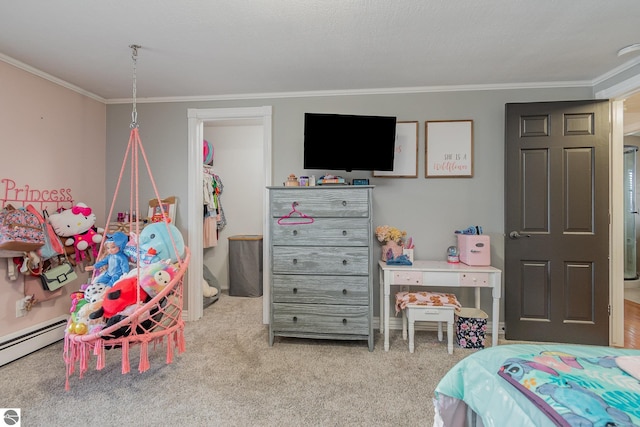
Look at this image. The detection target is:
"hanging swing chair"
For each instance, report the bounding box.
[63,45,190,390]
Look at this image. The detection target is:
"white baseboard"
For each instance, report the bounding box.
[624,279,640,289]
[0,315,67,367]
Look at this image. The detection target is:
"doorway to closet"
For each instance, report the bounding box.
[597,75,640,347]
[187,107,273,323]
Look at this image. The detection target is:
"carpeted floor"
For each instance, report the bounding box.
[0,292,481,427]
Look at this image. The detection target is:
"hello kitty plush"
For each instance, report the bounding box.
[49,202,104,263]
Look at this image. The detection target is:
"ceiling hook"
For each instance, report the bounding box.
[129,44,141,59]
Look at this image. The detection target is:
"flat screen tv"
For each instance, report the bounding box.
[303,113,397,172]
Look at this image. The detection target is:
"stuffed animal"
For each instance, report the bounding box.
[69,291,85,314]
[13,251,41,276]
[85,231,130,287]
[83,282,107,303]
[49,203,104,263]
[137,222,185,263]
[73,300,106,334]
[138,260,178,297]
[123,232,161,265]
[98,275,150,320]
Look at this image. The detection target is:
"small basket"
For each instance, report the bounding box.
[455,307,488,349]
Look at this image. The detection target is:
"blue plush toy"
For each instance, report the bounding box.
[137,222,185,263]
[454,225,483,235]
[85,231,130,287]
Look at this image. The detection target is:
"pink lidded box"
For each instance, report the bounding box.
[457,235,491,266]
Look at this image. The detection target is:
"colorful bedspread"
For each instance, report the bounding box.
[434,344,640,427]
[498,350,640,426]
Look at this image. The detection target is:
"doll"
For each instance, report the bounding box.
[85,232,130,287]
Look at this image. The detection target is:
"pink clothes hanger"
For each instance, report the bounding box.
[277,202,314,225]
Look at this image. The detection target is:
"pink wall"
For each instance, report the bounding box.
[0,61,106,337]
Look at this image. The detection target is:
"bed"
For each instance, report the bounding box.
[433,343,640,427]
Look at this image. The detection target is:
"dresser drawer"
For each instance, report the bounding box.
[272,303,369,335]
[272,274,369,305]
[272,246,369,275]
[271,188,369,218]
[271,217,370,246]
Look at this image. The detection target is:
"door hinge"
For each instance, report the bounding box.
[608,304,611,316]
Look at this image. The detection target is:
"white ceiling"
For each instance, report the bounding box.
[1,1,640,103]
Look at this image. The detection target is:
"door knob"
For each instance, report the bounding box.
[509,231,531,239]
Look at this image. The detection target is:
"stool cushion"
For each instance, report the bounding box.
[395,291,461,314]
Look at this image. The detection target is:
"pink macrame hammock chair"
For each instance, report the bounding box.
[63,45,190,390]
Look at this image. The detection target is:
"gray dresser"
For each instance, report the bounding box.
[268,186,374,351]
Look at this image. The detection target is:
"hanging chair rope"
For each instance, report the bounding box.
[63,45,190,390]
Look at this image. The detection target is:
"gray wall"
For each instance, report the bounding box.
[106,86,593,316]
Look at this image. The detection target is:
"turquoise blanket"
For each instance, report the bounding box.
[435,344,640,427]
[498,349,640,426]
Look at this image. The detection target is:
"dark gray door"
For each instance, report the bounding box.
[505,100,610,345]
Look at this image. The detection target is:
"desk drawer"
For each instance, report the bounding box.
[459,272,489,286]
[393,271,423,285]
[406,305,454,322]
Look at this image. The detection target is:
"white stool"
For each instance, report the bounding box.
[402,304,455,354]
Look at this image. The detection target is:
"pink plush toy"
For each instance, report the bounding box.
[139,260,178,297]
[48,202,104,263]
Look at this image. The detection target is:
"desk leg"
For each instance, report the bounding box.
[384,271,390,351]
[379,267,384,334]
[492,296,499,347]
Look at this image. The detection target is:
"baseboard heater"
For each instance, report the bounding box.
[0,315,67,367]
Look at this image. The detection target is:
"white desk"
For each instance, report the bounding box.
[378,260,502,350]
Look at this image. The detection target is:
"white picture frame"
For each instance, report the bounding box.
[425,120,474,178]
[147,196,177,224]
[373,121,418,178]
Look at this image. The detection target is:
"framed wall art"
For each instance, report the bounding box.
[425,120,473,178]
[148,196,177,223]
[373,121,418,178]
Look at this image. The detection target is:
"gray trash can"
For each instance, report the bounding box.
[228,235,263,297]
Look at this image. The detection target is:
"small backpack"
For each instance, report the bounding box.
[0,204,45,253]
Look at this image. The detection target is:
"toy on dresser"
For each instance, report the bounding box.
[49,203,104,263]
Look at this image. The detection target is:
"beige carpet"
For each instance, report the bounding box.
[0,293,481,426]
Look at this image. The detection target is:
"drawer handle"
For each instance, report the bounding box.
[342,289,347,295]
[293,316,298,322]
[293,258,298,264]
[342,318,347,324]
[342,260,347,265]
[342,230,347,236]
[292,230,298,236]
[293,288,298,294]
[342,201,347,206]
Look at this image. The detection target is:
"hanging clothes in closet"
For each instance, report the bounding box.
[203,165,226,248]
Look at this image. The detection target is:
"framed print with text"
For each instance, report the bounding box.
[148,196,177,223]
[373,121,418,178]
[425,120,473,178]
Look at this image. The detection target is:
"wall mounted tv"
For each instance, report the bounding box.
[303,113,397,172]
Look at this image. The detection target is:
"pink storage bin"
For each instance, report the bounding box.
[457,235,491,266]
